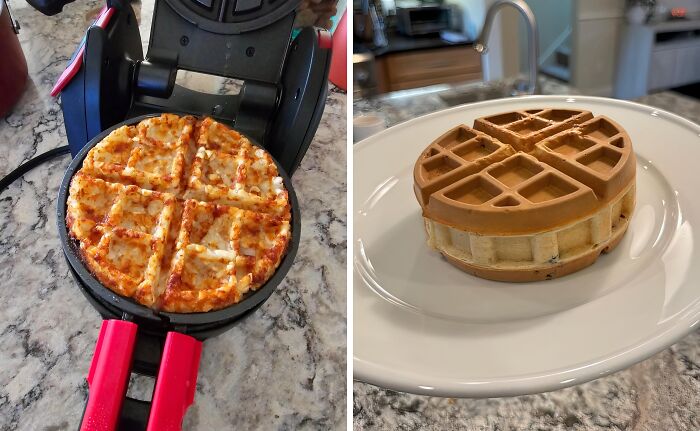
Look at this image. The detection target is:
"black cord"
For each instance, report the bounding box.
[0,145,71,194]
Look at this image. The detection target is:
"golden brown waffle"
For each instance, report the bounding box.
[413,109,636,281]
[66,114,292,312]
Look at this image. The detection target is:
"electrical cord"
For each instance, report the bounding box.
[0,145,71,194]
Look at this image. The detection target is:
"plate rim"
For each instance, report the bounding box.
[353,95,700,398]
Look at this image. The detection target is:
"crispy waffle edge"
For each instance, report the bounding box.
[65,114,292,313]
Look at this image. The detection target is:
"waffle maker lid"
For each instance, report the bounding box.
[35,0,331,176]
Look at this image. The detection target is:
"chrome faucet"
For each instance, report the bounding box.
[475,0,539,95]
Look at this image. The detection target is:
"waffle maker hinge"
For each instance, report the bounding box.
[52,0,331,175]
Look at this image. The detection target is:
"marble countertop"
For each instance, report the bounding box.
[0,1,346,429]
[353,79,700,430]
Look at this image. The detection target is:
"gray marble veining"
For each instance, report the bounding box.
[353,79,700,430]
[0,1,346,429]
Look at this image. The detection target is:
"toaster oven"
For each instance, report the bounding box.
[396,5,451,36]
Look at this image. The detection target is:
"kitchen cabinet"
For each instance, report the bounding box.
[648,46,679,91]
[615,16,700,99]
[648,42,700,91]
[376,45,482,92]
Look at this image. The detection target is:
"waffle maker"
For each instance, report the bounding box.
[56,114,301,430]
[30,0,332,175]
[22,0,331,428]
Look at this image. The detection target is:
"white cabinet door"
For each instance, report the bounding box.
[675,44,700,86]
[649,48,678,91]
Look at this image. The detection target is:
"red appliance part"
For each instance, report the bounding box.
[328,11,346,91]
[0,0,28,117]
[671,7,686,18]
[318,28,332,49]
[50,5,114,97]
[80,321,202,431]
[81,320,137,431]
[147,332,203,431]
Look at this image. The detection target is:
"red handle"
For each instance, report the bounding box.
[50,5,114,97]
[146,332,203,431]
[328,12,346,90]
[317,28,332,49]
[81,320,137,431]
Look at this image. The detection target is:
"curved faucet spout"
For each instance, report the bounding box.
[475,0,539,95]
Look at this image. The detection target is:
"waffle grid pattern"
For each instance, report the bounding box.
[473,108,594,152]
[67,114,291,312]
[414,109,636,281]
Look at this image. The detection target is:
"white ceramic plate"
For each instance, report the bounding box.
[353,96,700,398]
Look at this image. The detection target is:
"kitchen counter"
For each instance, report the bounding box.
[0,1,346,430]
[356,30,473,57]
[353,78,700,430]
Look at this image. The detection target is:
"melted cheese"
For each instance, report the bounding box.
[66,114,292,313]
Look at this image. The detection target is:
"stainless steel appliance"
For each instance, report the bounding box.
[396,5,450,36]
